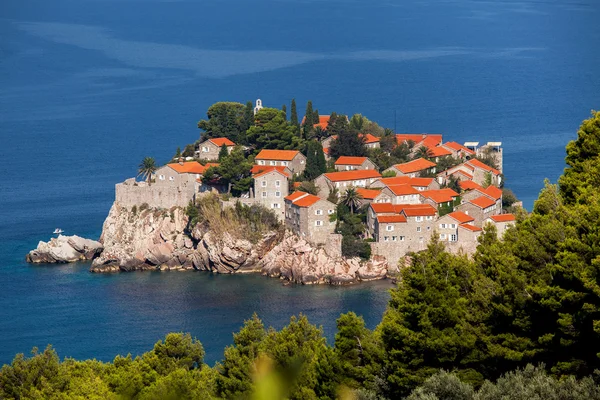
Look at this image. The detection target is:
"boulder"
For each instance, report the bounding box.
[26,235,103,264]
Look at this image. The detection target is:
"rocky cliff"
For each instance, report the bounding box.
[90,202,391,285]
[26,235,103,263]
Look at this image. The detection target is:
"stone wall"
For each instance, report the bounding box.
[115,179,195,209]
[370,240,427,267]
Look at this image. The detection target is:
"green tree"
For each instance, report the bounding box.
[282,104,287,120]
[341,187,363,214]
[296,181,319,195]
[414,146,433,160]
[243,101,254,133]
[138,157,158,185]
[290,98,299,127]
[218,143,229,161]
[246,108,302,150]
[144,333,205,375]
[303,140,327,181]
[328,119,368,160]
[198,102,247,143]
[203,146,253,196]
[304,101,314,127]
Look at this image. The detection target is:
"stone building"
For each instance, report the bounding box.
[484,214,516,237]
[196,138,236,160]
[284,191,336,244]
[252,167,290,220]
[322,133,380,153]
[384,158,437,178]
[418,188,459,210]
[379,184,421,204]
[366,203,437,243]
[456,195,500,227]
[440,141,476,159]
[442,159,501,187]
[370,176,440,191]
[334,156,377,171]
[356,188,386,207]
[460,183,502,211]
[314,170,382,197]
[255,149,306,175]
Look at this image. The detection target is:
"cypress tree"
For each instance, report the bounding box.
[314,109,320,125]
[305,101,314,126]
[303,140,326,181]
[290,99,299,126]
[281,104,287,120]
[218,143,229,161]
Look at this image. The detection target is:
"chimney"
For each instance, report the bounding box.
[178,157,184,165]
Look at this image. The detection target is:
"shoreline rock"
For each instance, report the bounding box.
[26,235,103,263]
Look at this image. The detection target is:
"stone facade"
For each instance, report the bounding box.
[196,138,235,161]
[456,198,500,227]
[284,192,336,245]
[334,157,377,171]
[115,179,195,209]
[314,170,382,197]
[255,150,307,175]
[253,169,289,220]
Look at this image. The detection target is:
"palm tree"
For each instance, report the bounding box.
[414,146,432,160]
[341,187,363,214]
[138,157,157,186]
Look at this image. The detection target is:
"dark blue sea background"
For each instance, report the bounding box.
[1,0,599,365]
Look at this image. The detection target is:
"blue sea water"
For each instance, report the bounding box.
[1,0,599,365]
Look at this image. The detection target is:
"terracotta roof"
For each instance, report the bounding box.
[361,133,380,144]
[396,133,443,146]
[251,165,291,177]
[428,146,453,157]
[335,156,368,166]
[323,147,330,155]
[467,159,500,175]
[387,184,419,196]
[377,176,434,188]
[256,149,301,161]
[208,137,235,147]
[420,188,459,204]
[293,182,301,188]
[443,141,475,155]
[356,188,382,200]
[167,161,207,174]
[470,196,496,209]
[285,191,309,201]
[370,203,400,214]
[450,169,474,179]
[392,158,436,174]
[323,170,381,182]
[293,194,322,207]
[252,166,291,178]
[314,116,330,130]
[420,136,443,149]
[459,224,482,232]
[447,211,475,224]
[489,214,515,222]
[483,185,502,200]
[459,180,484,191]
[377,215,407,223]
[399,204,437,216]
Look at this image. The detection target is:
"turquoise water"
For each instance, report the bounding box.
[1,0,599,365]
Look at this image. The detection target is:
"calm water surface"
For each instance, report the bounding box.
[1,0,599,365]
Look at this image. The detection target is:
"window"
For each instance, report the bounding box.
[440,223,447,229]
[450,234,457,242]
[258,160,265,165]
[427,226,431,231]
[416,216,423,222]
[275,191,281,198]
[392,236,397,241]
[328,209,334,214]
[262,191,267,198]
[315,209,323,215]
[275,180,280,187]
[159,175,165,180]
[426,216,433,220]
[416,227,421,232]
[399,236,405,241]
[282,161,288,166]
[315,220,323,226]
[386,225,394,232]
[440,233,447,240]
[450,223,456,229]
[202,146,209,152]
[269,161,276,166]
[384,236,389,242]
[272,203,281,209]
[169,176,174,181]
[261,180,267,187]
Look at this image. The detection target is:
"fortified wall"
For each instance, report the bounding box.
[115,178,195,209]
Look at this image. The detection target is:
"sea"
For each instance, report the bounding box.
[1,0,599,365]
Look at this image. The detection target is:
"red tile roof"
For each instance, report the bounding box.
[361,133,380,144]
[420,188,459,204]
[420,136,443,150]
[377,215,407,223]
[370,203,401,214]
[377,176,434,188]
[459,180,484,191]
[467,159,500,175]
[392,158,436,174]
[443,141,475,155]
[256,149,301,161]
[459,224,482,232]
[387,184,419,196]
[489,214,515,222]
[293,194,323,207]
[167,161,207,174]
[447,211,475,224]
[470,196,497,209]
[323,170,381,182]
[323,147,330,155]
[483,185,502,200]
[208,137,235,147]
[428,146,453,157]
[335,156,368,166]
[399,204,438,216]
[450,169,474,180]
[252,166,291,178]
[356,188,382,200]
[285,191,309,201]
[396,134,443,146]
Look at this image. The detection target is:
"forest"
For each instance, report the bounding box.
[2,111,600,399]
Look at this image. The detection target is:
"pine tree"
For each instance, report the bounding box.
[290,98,299,126]
[218,143,229,161]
